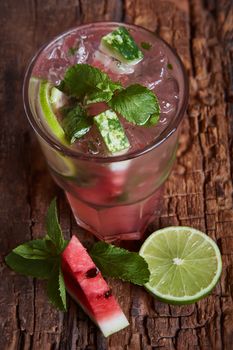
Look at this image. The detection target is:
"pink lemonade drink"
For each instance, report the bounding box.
[23,23,188,242]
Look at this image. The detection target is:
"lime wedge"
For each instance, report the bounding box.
[31,78,76,177]
[139,227,222,304]
[39,80,67,144]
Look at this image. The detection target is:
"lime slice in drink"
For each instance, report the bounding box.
[30,78,76,176]
[139,227,222,304]
[39,80,67,145]
[28,77,40,117]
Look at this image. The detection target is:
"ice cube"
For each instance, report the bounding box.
[132,50,168,88]
[155,78,179,118]
[48,41,67,60]
[93,50,134,75]
[73,36,89,63]
[93,50,111,67]
[48,63,69,85]
[158,78,179,98]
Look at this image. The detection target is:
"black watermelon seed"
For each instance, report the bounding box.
[85,267,99,278]
[104,289,112,299]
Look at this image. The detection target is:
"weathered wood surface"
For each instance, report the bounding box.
[0,0,232,349]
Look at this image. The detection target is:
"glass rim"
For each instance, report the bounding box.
[23,21,189,163]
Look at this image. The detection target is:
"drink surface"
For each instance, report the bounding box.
[31,23,182,157]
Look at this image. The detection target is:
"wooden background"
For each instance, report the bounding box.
[0,0,233,349]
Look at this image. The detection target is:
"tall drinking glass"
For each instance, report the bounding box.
[23,22,188,242]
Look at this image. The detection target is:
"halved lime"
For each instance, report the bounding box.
[139,227,222,305]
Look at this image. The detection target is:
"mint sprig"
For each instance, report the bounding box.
[45,198,66,254]
[59,63,122,103]
[90,242,150,285]
[58,64,160,142]
[5,198,150,312]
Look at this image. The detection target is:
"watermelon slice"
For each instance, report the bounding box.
[61,235,129,337]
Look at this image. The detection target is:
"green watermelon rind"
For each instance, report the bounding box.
[66,285,129,336]
[100,26,143,65]
[94,109,130,154]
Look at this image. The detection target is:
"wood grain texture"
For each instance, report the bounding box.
[0,0,232,349]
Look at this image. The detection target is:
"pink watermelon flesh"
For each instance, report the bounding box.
[61,235,129,337]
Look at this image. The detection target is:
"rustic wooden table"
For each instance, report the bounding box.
[1,0,233,349]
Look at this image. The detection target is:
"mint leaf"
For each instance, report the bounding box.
[61,105,92,143]
[5,199,67,313]
[141,42,152,50]
[5,252,54,279]
[144,111,160,127]
[44,237,69,255]
[59,64,122,103]
[109,84,160,125]
[47,263,67,311]
[85,89,115,105]
[46,198,65,254]
[89,242,150,285]
[58,267,67,310]
[13,239,51,260]
[68,46,78,56]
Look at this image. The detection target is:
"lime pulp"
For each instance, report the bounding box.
[39,80,67,144]
[139,226,222,304]
[31,78,76,176]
